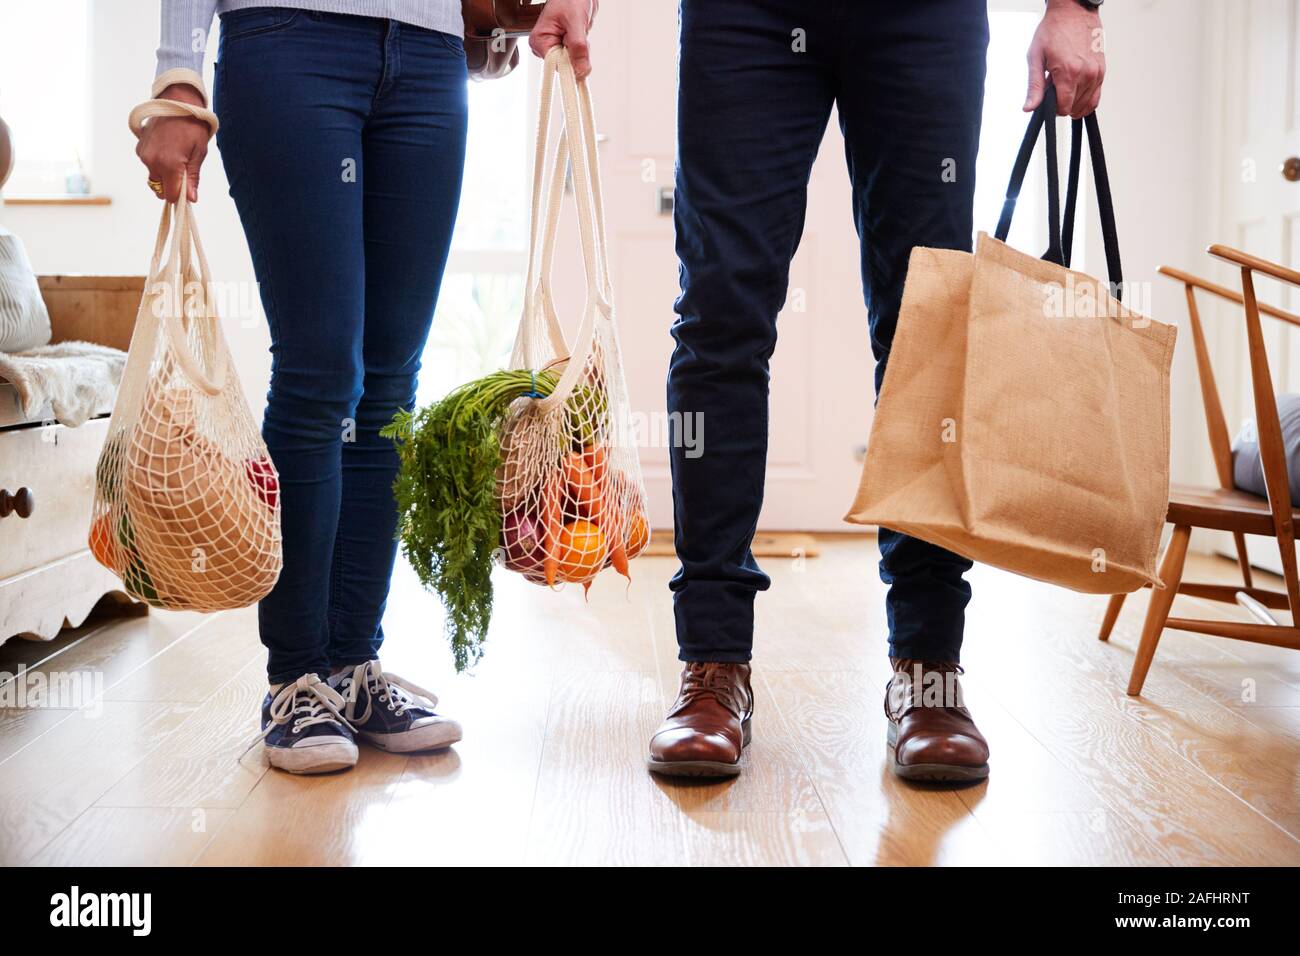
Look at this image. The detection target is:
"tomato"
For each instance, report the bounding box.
[244,456,280,509]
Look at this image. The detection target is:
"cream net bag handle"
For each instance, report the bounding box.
[89,100,281,611]
[511,46,613,409]
[128,100,228,397]
[139,186,231,396]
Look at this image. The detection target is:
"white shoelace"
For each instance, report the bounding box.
[240,674,353,760]
[338,660,439,725]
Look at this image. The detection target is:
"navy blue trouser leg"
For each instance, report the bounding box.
[670,0,988,663]
[214,11,467,684]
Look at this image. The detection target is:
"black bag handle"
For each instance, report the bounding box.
[994,83,1124,301]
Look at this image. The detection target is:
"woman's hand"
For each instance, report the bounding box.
[1025,0,1105,118]
[135,83,210,202]
[530,0,598,78]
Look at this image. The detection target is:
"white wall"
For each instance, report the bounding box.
[3,0,1219,517]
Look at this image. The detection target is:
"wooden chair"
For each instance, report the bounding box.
[1099,245,1300,695]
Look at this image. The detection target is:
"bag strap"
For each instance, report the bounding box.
[994,85,1123,300]
[1060,117,1082,267]
[515,47,613,407]
[519,52,570,360]
[128,95,229,394]
[151,180,230,396]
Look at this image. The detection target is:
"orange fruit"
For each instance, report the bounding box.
[625,511,650,559]
[556,519,605,582]
[88,514,123,573]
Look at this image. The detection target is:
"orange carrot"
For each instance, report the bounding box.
[608,539,629,579]
[542,476,561,587]
[594,479,630,580]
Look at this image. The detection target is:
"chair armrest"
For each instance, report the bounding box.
[1207,245,1300,290]
[37,275,145,351]
[1159,265,1300,327]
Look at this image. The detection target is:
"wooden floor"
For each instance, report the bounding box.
[2,536,1298,866]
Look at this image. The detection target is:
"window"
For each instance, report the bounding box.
[0,0,91,196]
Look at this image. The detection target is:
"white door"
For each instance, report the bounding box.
[1211,0,1300,573]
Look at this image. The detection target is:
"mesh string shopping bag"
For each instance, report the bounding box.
[501,46,649,585]
[384,47,648,669]
[90,102,281,609]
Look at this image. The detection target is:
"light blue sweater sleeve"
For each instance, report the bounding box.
[156,0,218,77]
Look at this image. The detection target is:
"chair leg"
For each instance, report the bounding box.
[1127,524,1191,696]
[1232,531,1253,588]
[1098,593,1126,641]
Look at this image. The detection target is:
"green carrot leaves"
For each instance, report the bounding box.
[383,368,560,671]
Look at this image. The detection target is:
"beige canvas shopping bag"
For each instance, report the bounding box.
[846,93,1176,594]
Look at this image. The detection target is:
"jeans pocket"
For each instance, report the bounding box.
[219,8,301,42]
[431,29,468,57]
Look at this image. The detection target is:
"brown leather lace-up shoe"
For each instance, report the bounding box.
[885,658,990,783]
[647,662,753,778]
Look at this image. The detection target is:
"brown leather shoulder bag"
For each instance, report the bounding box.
[463,0,547,81]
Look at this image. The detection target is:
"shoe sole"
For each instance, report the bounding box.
[886,721,989,782]
[360,720,463,754]
[646,719,751,779]
[266,740,359,775]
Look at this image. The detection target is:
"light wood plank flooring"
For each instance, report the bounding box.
[2,536,1297,866]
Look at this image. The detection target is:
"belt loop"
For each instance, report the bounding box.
[386,19,401,88]
[375,19,401,102]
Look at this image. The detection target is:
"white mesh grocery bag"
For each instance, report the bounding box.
[89,102,281,610]
[385,47,648,669]
[502,46,649,583]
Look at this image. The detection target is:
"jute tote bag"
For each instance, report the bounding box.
[90,109,281,609]
[497,47,650,586]
[846,88,1176,594]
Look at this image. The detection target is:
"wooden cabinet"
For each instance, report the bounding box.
[0,275,144,643]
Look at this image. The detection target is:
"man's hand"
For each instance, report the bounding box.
[530,0,598,78]
[135,83,209,202]
[1025,0,1105,118]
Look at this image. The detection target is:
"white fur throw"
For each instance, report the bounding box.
[0,340,126,426]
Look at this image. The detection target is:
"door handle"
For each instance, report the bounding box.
[1283,157,1300,182]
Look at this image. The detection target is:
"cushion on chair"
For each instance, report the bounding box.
[1232,393,1300,506]
[0,225,51,352]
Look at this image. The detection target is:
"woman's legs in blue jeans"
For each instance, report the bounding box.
[328,33,468,668]
[214,12,467,684]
